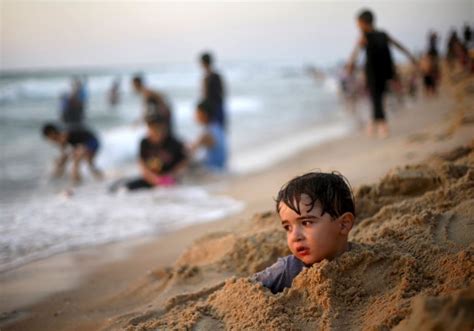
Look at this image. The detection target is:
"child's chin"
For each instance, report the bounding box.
[299,255,319,265]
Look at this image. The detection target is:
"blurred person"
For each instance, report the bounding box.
[446,30,460,70]
[113,113,187,191]
[189,100,227,172]
[420,53,439,96]
[60,77,87,129]
[131,74,173,130]
[421,31,441,96]
[108,78,121,107]
[463,24,472,49]
[199,52,227,130]
[42,123,102,184]
[348,8,417,138]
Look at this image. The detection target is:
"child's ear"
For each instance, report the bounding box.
[339,212,354,235]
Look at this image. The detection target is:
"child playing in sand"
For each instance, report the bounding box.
[122,113,188,190]
[252,172,355,294]
[189,100,227,171]
[42,123,103,183]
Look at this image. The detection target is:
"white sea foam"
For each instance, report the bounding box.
[0,185,244,272]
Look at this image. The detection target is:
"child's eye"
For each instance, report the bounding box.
[302,220,313,227]
[283,225,291,232]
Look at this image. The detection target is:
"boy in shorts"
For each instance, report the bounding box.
[42,123,103,184]
[252,172,355,294]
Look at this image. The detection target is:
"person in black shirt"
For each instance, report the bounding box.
[348,9,416,138]
[123,113,188,191]
[42,123,102,184]
[199,52,227,130]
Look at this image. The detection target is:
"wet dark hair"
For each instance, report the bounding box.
[145,112,167,125]
[358,9,374,25]
[275,172,355,218]
[200,52,213,66]
[42,123,60,137]
[132,74,143,86]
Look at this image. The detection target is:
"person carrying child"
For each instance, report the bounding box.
[252,172,355,294]
[42,123,103,184]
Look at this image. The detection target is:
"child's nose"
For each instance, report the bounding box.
[291,227,304,242]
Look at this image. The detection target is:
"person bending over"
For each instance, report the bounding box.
[42,123,102,184]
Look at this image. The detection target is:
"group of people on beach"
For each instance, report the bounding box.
[42,52,228,187]
[42,8,473,196]
[342,10,473,138]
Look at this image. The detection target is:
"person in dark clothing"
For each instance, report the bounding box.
[446,30,460,70]
[121,114,188,191]
[348,9,416,138]
[463,24,472,48]
[131,74,173,131]
[42,123,102,184]
[199,52,227,130]
[421,31,441,96]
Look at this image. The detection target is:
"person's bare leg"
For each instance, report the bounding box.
[86,152,103,180]
[366,121,375,137]
[377,121,390,138]
[71,147,86,184]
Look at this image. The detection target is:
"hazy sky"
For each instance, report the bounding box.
[1,1,472,70]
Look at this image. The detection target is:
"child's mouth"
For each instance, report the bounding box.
[296,246,310,257]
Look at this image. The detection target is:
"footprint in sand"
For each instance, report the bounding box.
[432,199,474,247]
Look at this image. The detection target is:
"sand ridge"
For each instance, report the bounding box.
[105,141,474,331]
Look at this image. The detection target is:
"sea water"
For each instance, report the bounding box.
[0,61,353,272]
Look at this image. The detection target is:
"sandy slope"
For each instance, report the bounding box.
[1,76,473,331]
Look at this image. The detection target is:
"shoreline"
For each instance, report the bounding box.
[1,83,474,330]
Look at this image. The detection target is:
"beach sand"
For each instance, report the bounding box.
[1,76,473,330]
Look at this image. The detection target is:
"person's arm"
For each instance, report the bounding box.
[389,35,417,64]
[251,257,287,294]
[189,132,214,154]
[138,160,162,186]
[52,145,70,178]
[348,36,365,74]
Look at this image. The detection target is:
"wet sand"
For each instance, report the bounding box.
[1,77,473,330]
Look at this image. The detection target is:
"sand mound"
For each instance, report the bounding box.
[109,144,474,331]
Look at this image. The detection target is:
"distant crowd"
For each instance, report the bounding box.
[42,52,228,189]
[340,12,473,137]
[42,8,474,189]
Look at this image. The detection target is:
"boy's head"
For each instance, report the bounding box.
[42,123,64,144]
[145,113,168,143]
[196,100,213,124]
[357,9,374,33]
[200,52,213,70]
[132,74,144,92]
[276,172,355,265]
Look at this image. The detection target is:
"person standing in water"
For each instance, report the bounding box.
[199,52,227,130]
[348,9,417,138]
[131,74,173,131]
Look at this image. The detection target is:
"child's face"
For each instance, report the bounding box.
[195,109,208,124]
[147,123,167,143]
[279,194,352,265]
[357,19,371,33]
[46,132,63,144]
